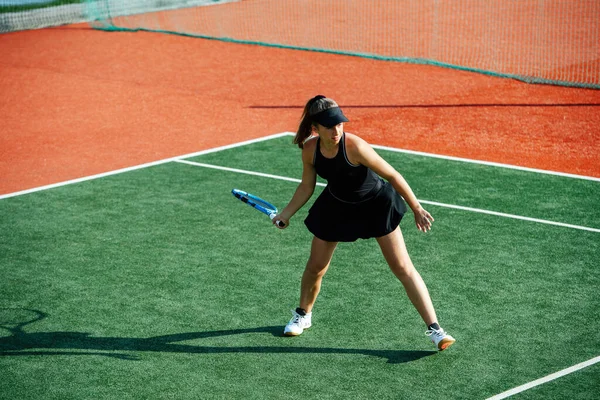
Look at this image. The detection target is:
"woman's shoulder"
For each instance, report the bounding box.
[303,135,318,151]
[344,132,370,153]
[344,131,368,143]
[301,135,318,163]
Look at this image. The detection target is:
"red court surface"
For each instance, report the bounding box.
[1,24,599,195]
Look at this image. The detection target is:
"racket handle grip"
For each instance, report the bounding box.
[269,213,286,227]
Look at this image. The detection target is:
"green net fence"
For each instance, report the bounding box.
[2,0,599,89]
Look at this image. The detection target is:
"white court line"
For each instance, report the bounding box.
[174,160,600,233]
[419,200,600,233]
[370,144,600,182]
[487,356,600,399]
[0,132,292,200]
[175,160,315,186]
[279,132,599,182]
[2,131,598,200]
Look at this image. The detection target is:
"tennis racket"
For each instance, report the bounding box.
[231,189,285,227]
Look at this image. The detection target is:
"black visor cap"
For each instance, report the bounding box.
[312,107,349,128]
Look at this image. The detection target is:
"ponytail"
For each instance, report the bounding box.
[294,116,313,149]
[293,95,337,149]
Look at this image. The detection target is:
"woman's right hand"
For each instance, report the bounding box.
[272,213,289,229]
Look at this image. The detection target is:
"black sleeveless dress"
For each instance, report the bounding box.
[304,133,407,242]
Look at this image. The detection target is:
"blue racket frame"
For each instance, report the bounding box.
[231,189,279,221]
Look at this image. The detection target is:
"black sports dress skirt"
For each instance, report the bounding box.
[304,179,407,242]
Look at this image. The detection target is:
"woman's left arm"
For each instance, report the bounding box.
[349,135,434,232]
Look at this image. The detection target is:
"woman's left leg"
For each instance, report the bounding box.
[376,226,438,326]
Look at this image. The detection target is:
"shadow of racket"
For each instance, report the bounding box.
[0,308,47,336]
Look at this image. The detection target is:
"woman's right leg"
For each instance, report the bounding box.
[284,236,337,336]
[299,236,338,313]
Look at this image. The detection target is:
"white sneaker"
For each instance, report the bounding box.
[426,327,455,351]
[283,309,312,336]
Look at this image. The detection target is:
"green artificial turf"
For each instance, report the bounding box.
[1,136,598,399]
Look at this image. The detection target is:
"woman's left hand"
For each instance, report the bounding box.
[414,207,434,232]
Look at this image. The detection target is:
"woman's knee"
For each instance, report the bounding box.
[305,237,336,276]
[389,258,415,280]
[305,257,330,277]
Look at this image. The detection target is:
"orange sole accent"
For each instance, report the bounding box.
[283,325,310,336]
[439,338,456,351]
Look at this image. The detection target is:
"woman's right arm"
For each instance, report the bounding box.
[273,140,317,228]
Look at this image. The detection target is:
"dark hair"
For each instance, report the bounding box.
[293,95,340,149]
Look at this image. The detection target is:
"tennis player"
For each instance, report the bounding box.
[272,95,455,351]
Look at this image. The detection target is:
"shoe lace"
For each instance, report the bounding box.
[425,328,445,338]
[290,310,303,324]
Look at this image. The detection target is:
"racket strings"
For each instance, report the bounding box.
[248,198,277,212]
[233,190,277,214]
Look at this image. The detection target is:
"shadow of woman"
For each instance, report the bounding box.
[0,309,436,363]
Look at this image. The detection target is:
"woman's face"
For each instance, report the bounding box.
[315,123,344,146]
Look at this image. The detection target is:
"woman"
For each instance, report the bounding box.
[273,95,455,351]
